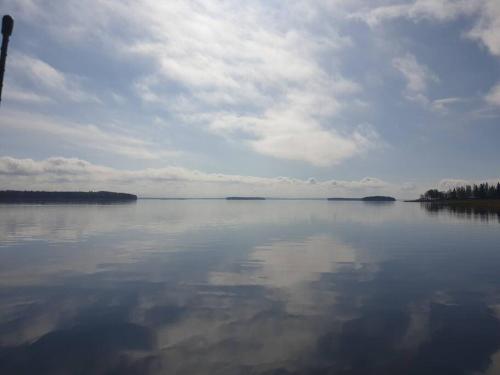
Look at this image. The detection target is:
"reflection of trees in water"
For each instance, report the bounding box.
[422,202,500,223]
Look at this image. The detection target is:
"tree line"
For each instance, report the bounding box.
[0,190,137,203]
[421,182,500,201]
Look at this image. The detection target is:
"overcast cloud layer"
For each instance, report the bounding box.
[1,0,500,197]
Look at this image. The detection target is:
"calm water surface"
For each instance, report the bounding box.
[1,200,500,374]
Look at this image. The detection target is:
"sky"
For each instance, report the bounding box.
[0,0,499,198]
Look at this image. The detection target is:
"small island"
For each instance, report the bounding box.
[226,197,266,200]
[0,191,137,204]
[362,196,396,201]
[328,196,395,202]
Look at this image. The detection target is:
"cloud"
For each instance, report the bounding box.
[437,179,471,191]
[467,0,500,56]
[352,0,479,26]
[431,97,467,112]
[485,83,500,106]
[126,1,371,166]
[6,0,375,167]
[0,110,178,161]
[354,1,500,57]
[0,156,403,198]
[208,111,378,167]
[2,87,53,104]
[7,53,100,103]
[437,178,500,191]
[392,53,438,104]
[401,182,417,191]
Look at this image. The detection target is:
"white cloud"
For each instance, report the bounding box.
[331,176,388,189]
[7,0,375,167]
[2,86,52,104]
[392,53,438,104]
[7,53,99,103]
[208,110,377,167]
[355,0,500,57]
[485,83,500,106]
[126,1,370,166]
[352,0,479,26]
[437,179,471,191]
[431,97,466,112]
[401,182,417,191]
[437,178,500,191]
[0,156,403,198]
[0,110,178,161]
[467,0,500,56]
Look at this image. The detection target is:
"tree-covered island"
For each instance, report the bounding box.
[328,196,396,201]
[0,191,137,203]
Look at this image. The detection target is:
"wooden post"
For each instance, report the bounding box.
[0,15,14,105]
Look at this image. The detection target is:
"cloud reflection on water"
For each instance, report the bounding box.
[0,201,500,374]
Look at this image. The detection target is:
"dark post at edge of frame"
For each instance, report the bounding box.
[0,15,14,106]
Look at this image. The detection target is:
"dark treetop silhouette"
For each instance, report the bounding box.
[0,15,14,104]
[0,191,137,204]
[412,182,500,202]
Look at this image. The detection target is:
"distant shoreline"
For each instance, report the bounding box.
[0,191,137,204]
[140,196,398,201]
[226,197,266,200]
[326,198,361,201]
[328,196,396,202]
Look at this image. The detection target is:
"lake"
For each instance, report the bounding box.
[1,200,500,374]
